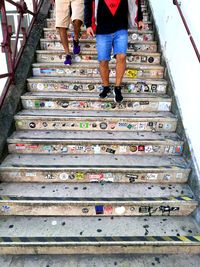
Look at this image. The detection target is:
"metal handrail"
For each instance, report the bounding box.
[173,0,200,63]
[0,0,43,108]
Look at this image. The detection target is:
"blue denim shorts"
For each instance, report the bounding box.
[96,29,128,61]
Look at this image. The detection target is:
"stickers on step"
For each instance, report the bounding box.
[126,69,138,78]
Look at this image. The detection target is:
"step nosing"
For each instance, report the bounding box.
[0,236,200,244]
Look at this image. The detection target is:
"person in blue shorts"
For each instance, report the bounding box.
[84,0,145,102]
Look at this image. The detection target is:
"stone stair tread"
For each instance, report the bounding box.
[0,216,199,237]
[0,154,189,169]
[1,255,200,267]
[22,91,171,100]
[8,130,181,142]
[36,50,160,56]
[27,76,168,84]
[0,182,194,198]
[15,109,176,118]
[32,62,164,69]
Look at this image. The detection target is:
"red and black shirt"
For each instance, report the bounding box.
[84,0,143,34]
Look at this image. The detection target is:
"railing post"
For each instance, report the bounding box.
[0,0,44,109]
[0,0,14,79]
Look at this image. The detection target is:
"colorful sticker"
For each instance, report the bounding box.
[126,69,138,78]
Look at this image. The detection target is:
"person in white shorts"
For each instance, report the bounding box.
[55,0,84,64]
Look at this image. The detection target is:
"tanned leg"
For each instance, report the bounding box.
[73,19,82,42]
[99,60,110,86]
[58,27,70,54]
[115,53,126,86]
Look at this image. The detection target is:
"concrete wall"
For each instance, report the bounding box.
[149,0,200,176]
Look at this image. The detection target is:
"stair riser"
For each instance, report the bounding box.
[46,20,153,30]
[0,169,189,183]
[21,99,171,112]
[15,118,177,132]
[32,67,164,79]
[36,53,160,64]
[1,244,200,255]
[43,30,154,42]
[40,40,158,52]
[27,81,167,94]
[0,201,196,216]
[8,142,183,156]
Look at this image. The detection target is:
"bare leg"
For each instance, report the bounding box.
[58,27,70,54]
[99,61,110,86]
[73,19,82,41]
[115,53,126,86]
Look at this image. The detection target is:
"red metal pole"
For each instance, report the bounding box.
[173,0,200,63]
[0,0,14,78]
[0,0,43,109]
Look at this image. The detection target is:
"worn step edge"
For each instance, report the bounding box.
[32,62,164,69]
[0,167,190,183]
[0,153,190,183]
[36,50,161,56]
[0,196,197,216]
[7,129,183,156]
[27,77,167,84]
[21,93,172,112]
[21,92,171,99]
[14,110,176,118]
[14,112,177,132]
[26,77,168,94]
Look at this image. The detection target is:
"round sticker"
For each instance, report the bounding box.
[37,83,44,90]
[100,122,108,129]
[130,145,138,152]
[29,122,36,128]
[131,33,138,40]
[59,173,69,180]
[115,206,126,215]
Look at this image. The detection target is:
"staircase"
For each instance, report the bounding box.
[0,0,200,259]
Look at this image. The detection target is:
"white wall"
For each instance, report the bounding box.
[149,0,200,175]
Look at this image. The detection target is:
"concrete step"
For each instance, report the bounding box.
[14,110,177,132]
[43,28,154,42]
[0,154,190,183]
[7,131,183,156]
[1,254,200,266]
[0,216,199,254]
[21,92,171,112]
[32,62,164,79]
[27,77,168,94]
[40,38,158,52]
[0,182,197,216]
[36,50,161,64]
[45,18,153,30]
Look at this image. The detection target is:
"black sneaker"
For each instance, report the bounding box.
[99,86,111,98]
[114,86,123,102]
